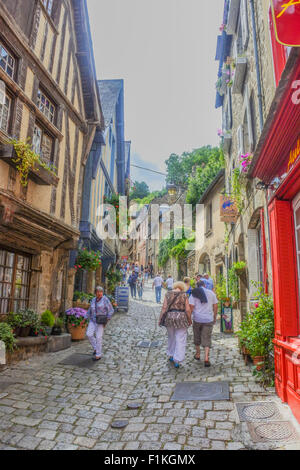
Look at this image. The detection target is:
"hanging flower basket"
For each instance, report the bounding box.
[75,249,102,272]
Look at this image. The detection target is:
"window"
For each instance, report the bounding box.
[0,92,11,133]
[0,42,15,79]
[257,225,263,285]
[293,195,300,326]
[37,89,55,123]
[42,0,53,16]
[32,123,54,164]
[206,203,213,233]
[0,248,31,314]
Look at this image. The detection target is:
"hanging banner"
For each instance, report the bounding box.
[220,196,238,223]
[271,1,300,47]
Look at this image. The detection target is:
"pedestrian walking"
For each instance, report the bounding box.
[86,286,114,361]
[183,277,192,296]
[203,273,214,291]
[165,275,174,291]
[128,270,138,298]
[149,262,154,278]
[137,272,144,300]
[158,282,192,368]
[144,267,149,282]
[152,273,164,303]
[189,280,218,367]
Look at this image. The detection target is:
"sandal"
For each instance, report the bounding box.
[93,356,101,361]
[174,362,180,368]
[194,355,200,361]
[169,357,174,363]
[204,360,211,367]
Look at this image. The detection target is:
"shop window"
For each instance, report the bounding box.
[0,42,16,79]
[0,91,12,133]
[37,89,56,124]
[32,123,54,164]
[0,248,31,314]
[293,196,300,327]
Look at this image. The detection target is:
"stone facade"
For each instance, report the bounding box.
[216,0,279,329]
[0,0,101,316]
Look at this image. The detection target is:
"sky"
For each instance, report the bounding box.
[87,0,224,191]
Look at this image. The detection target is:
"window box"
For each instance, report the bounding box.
[227,0,240,34]
[0,143,59,187]
[232,57,247,94]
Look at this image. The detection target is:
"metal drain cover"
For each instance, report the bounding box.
[111,420,129,429]
[127,403,142,410]
[235,402,283,422]
[59,354,97,369]
[136,341,161,348]
[171,381,230,401]
[248,421,300,443]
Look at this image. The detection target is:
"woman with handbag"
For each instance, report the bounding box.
[158,282,192,368]
[86,286,114,361]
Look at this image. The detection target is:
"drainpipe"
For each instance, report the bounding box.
[250,0,264,132]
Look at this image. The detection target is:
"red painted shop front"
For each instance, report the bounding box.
[251,49,300,423]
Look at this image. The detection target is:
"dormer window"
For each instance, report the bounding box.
[37,89,55,124]
[0,42,15,79]
[42,0,53,16]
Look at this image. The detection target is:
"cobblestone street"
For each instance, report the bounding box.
[0,282,299,451]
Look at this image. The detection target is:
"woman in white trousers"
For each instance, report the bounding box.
[159,282,192,368]
[86,286,114,361]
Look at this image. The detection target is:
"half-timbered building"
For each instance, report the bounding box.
[0,0,103,315]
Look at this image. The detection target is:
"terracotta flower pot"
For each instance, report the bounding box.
[68,324,87,341]
[253,356,265,370]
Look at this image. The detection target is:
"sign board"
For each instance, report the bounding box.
[221,306,233,333]
[220,196,238,223]
[271,1,300,47]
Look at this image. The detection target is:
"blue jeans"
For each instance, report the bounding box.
[138,286,143,299]
[155,286,162,303]
[130,284,137,298]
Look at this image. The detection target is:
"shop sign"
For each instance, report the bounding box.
[271,1,300,46]
[287,136,300,172]
[220,196,238,223]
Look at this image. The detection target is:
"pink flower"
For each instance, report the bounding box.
[255,303,259,309]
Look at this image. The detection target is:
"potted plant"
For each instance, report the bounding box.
[233,261,247,277]
[0,322,17,355]
[41,310,55,336]
[51,317,64,336]
[65,308,89,341]
[74,249,102,272]
[6,312,23,337]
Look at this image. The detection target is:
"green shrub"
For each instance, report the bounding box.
[0,323,16,351]
[41,310,55,327]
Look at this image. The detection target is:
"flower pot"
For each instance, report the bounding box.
[68,324,87,341]
[43,326,52,336]
[51,326,62,336]
[13,327,21,337]
[18,327,31,337]
[253,356,265,371]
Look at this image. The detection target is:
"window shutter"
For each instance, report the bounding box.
[237,125,244,156]
[247,228,259,298]
[241,0,249,50]
[269,199,299,337]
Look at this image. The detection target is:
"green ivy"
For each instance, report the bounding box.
[231,168,247,214]
[0,322,16,352]
[228,266,240,301]
[158,228,193,267]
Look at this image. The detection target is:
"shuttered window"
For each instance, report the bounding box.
[0,92,11,133]
[0,42,15,79]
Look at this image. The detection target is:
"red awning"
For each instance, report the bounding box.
[250,48,300,184]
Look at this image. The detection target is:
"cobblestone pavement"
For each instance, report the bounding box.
[0,282,300,451]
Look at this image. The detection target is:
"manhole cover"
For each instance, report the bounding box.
[111,420,129,429]
[127,403,142,410]
[171,381,230,401]
[248,421,299,443]
[235,402,283,422]
[59,354,97,369]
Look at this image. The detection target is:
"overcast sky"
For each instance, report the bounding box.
[87,0,224,190]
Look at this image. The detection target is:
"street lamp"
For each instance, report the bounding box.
[167,183,177,197]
